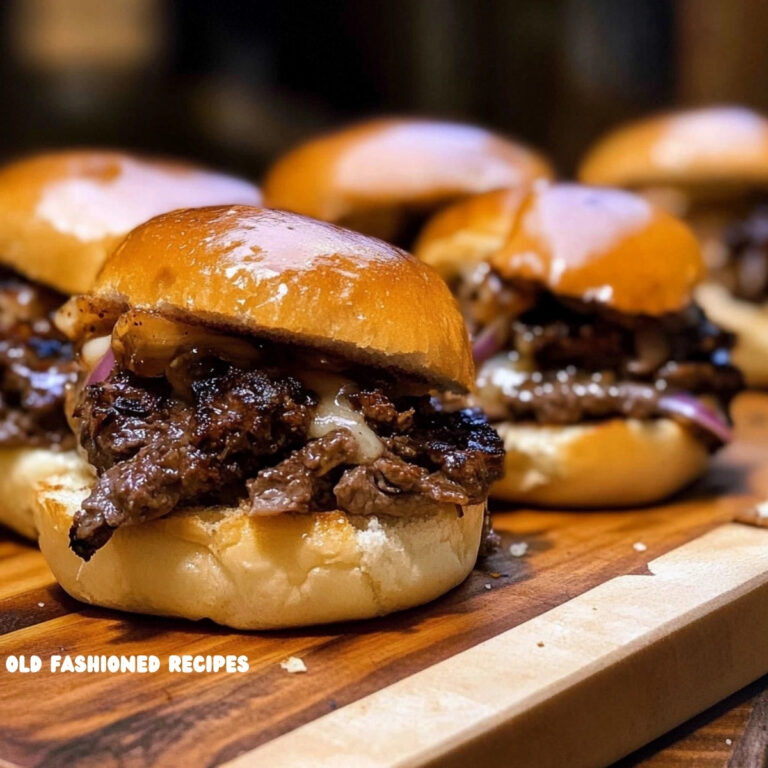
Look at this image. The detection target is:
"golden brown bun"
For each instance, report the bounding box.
[263,118,553,239]
[491,418,709,508]
[0,447,83,539]
[69,205,474,391]
[35,467,484,629]
[489,183,704,315]
[579,106,768,190]
[696,282,768,387]
[414,188,527,281]
[0,150,262,294]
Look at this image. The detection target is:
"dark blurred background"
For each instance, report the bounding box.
[1,0,767,178]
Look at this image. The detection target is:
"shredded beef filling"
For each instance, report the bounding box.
[461,269,743,436]
[0,267,75,448]
[71,359,504,560]
[714,203,768,303]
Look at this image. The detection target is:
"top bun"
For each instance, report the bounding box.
[489,183,704,315]
[68,206,474,391]
[262,118,553,239]
[579,106,768,190]
[0,150,262,294]
[414,187,527,281]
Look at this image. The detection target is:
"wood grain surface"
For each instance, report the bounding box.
[1,392,768,768]
[616,674,768,767]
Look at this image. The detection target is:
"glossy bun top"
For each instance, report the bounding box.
[71,205,474,390]
[579,106,768,190]
[491,183,704,315]
[0,150,262,294]
[263,118,553,240]
[414,187,527,280]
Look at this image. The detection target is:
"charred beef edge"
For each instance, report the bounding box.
[69,361,505,560]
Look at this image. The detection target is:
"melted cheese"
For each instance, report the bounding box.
[474,353,536,419]
[301,372,383,463]
[476,353,533,394]
[80,335,112,370]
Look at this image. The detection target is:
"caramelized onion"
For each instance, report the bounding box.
[627,325,670,375]
[111,310,261,377]
[55,295,123,341]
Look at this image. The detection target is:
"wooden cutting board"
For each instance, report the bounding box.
[2,393,768,768]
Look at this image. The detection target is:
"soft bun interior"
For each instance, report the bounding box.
[35,467,485,629]
[491,418,709,508]
[0,447,84,540]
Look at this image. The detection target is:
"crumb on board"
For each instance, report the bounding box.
[633,542,647,552]
[37,602,45,608]
[280,656,307,674]
[726,738,733,746]
[484,583,492,590]
[508,542,528,557]
[735,500,768,528]
[537,641,545,648]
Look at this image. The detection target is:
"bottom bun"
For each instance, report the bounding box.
[696,282,768,388]
[492,418,708,508]
[0,447,83,540]
[35,468,484,629]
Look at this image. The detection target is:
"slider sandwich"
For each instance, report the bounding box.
[0,150,260,538]
[263,117,553,246]
[416,183,743,507]
[36,206,505,629]
[579,106,768,386]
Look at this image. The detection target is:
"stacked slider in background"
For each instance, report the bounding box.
[0,150,261,538]
[579,106,768,386]
[263,117,553,247]
[416,182,743,507]
[35,206,505,629]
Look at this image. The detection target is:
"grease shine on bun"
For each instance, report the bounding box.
[61,205,475,391]
[578,106,768,190]
[263,118,553,242]
[489,182,704,316]
[0,149,262,294]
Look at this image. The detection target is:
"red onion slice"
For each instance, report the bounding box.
[658,392,733,446]
[85,348,116,386]
[472,320,506,365]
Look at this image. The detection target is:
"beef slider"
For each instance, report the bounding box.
[416,182,744,508]
[578,105,768,387]
[36,205,504,630]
